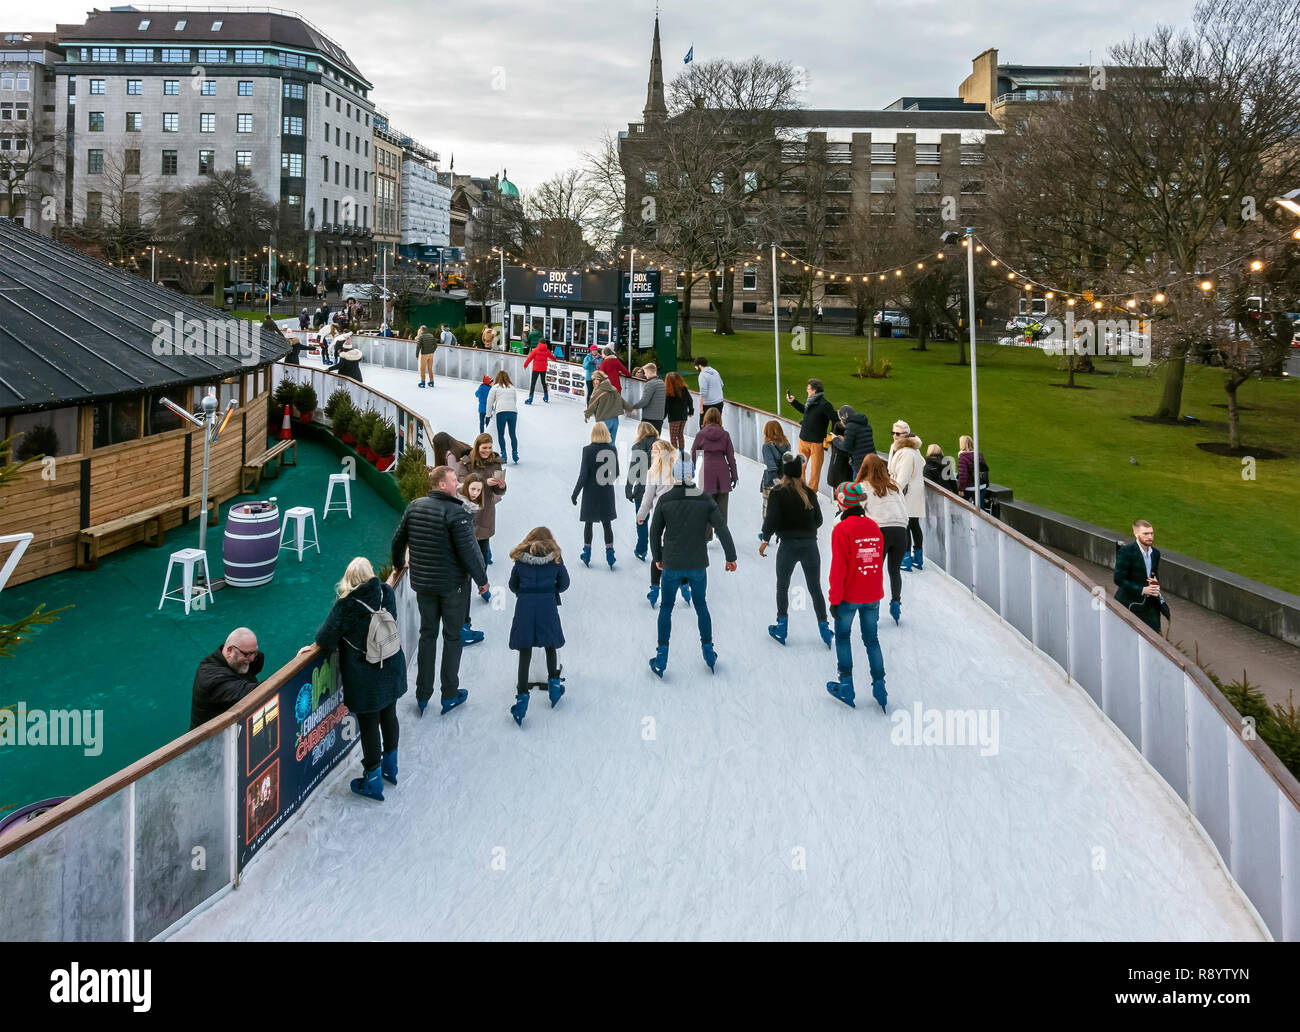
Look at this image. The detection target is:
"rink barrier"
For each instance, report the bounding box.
[0,372,439,942]
[2,353,1295,940]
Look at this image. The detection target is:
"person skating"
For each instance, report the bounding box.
[583,369,635,443]
[759,453,832,649]
[857,454,910,624]
[475,375,492,434]
[390,464,490,717]
[636,439,678,607]
[303,557,405,801]
[627,422,660,561]
[506,526,571,725]
[663,371,694,451]
[572,422,619,568]
[760,420,791,524]
[647,456,738,677]
[582,345,601,401]
[888,420,926,571]
[486,370,520,463]
[785,378,835,491]
[826,481,887,712]
[598,347,633,392]
[628,362,666,433]
[689,408,738,542]
[453,432,508,567]
[415,324,437,387]
[523,338,553,403]
[693,357,725,428]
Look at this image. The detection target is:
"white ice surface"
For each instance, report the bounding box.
[170,366,1264,941]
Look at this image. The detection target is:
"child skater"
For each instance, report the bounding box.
[507,526,570,725]
[457,474,497,571]
[475,375,493,434]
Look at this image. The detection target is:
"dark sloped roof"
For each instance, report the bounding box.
[0,221,288,416]
[787,109,1001,131]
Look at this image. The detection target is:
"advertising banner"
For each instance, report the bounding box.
[237,650,356,871]
[545,362,587,399]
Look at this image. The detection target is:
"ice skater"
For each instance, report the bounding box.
[475,375,492,434]
[857,454,909,624]
[627,422,660,561]
[572,422,619,568]
[453,433,507,568]
[647,456,738,677]
[759,452,832,649]
[486,370,519,464]
[636,439,678,607]
[506,526,570,726]
[826,482,887,712]
[760,419,790,523]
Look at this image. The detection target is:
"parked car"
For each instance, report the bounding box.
[873,309,910,332]
[224,282,280,304]
[341,282,394,302]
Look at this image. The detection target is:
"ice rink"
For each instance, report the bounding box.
[170,364,1264,941]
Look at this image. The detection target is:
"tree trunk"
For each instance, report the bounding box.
[1152,351,1188,420]
[717,267,735,334]
[955,335,966,366]
[1225,374,1244,450]
[1066,350,1077,388]
[678,278,694,362]
[916,322,929,350]
[854,302,867,336]
[212,260,227,308]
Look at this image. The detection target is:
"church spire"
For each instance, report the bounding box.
[643,15,667,126]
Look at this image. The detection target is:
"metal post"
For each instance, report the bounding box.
[966,227,981,592]
[771,243,782,417]
[499,245,507,347]
[626,247,636,370]
[150,245,156,284]
[197,392,217,556]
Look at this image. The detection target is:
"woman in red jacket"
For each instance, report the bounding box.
[523,339,553,404]
[825,481,887,712]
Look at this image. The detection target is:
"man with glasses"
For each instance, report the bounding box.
[190,627,265,730]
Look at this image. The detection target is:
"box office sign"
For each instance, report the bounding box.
[621,269,659,303]
[536,270,581,300]
[238,649,356,870]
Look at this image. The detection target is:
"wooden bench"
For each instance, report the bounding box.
[240,438,298,494]
[78,494,219,570]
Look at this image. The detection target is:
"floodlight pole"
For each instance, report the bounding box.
[771,242,781,416]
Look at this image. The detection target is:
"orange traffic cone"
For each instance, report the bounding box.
[280,404,293,440]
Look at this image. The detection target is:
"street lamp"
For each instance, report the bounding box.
[941,227,983,593]
[158,391,237,587]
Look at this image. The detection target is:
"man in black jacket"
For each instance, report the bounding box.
[392,465,490,716]
[648,457,738,677]
[1114,519,1169,634]
[835,405,876,481]
[190,628,264,730]
[785,378,835,491]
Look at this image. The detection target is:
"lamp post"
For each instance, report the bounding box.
[941,228,982,595]
[626,246,636,370]
[498,244,507,347]
[770,242,782,416]
[159,391,236,587]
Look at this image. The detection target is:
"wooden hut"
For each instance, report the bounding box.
[0,222,288,585]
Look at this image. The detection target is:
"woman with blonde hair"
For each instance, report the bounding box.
[306,557,405,801]
[506,526,570,725]
[857,453,910,624]
[486,369,519,463]
[572,421,620,567]
[887,419,926,571]
[956,434,990,507]
[636,438,679,607]
[627,421,661,562]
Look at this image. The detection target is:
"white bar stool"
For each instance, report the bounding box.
[279,505,320,561]
[324,472,352,519]
[159,547,214,615]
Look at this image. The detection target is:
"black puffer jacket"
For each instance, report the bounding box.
[789,392,835,443]
[649,484,737,569]
[626,436,655,506]
[391,490,487,594]
[313,577,406,714]
[840,413,876,477]
[190,648,264,730]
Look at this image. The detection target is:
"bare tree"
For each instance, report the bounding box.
[522,169,598,268]
[0,107,60,229]
[581,132,627,262]
[74,145,154,264]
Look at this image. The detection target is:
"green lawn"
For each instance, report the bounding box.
[678,329,1300,595]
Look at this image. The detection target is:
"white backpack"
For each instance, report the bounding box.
[350,595,401,666]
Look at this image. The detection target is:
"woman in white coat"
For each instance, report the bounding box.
[486,370,520,464]
[888,419,926,572]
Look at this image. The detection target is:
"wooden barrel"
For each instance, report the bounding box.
[222,502,281,587]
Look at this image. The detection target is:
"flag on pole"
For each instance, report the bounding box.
[684,45,693,64]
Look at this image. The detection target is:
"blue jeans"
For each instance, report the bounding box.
[834,602,885,682]
[603,417,619,442]
[495,411,518,459]
[657,569,710,645]
[635,515,648,556]
[478,410,488,433]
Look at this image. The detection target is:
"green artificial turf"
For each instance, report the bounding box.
[680,329,1300,594]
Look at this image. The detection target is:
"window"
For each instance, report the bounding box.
[333,199,338,223]
[201,79,216,95]
[161,150,177,175]
[89,78,105,94]
[744,170,757,193]
[85,191,102,224]
[9,408,78,458]
[0,75,11,90]
[345,131,350,149]
[127,79,142,94]
[233,49,262,64]
[238,80,252,96]
[15,74,28,91]
[123,193,139,223]
[91,48,118,62]
[124,149,140,174]
[871,142,895,164]
[281,152,303,176]
[174,19,187,30]
[163,79,179,95]
[334,160,339,184]
[711,171,724,194]
[283,81,304,99]
[281,52,306,69]
[237,113,252,133]
[162,112,178,132]
[88,111,104,131]
[915,171,940,194]
[743,268,757,290]
[87,148,103,173]
[235,150,252,171]
[200,113,215,133]
[198,49,226,64]
[324,120,329,140]
[211,20,223,31]
[198,149,214,175]
[137,18,150,29]
[93,398,142,447]
[125,111,142,132]
[870,171,895,193]
[160,48,190,63]
[364,141,368,157]
[124,48,151,62]
[282,115,303,135]
[286,193,301,207]
[915,144,941,165]
[322,156,329,181]
[334,128,339,145]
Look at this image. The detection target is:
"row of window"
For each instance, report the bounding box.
[72,47,275,65]
[321,198,369,227]
[0,134,28,151]
[0,73,32,91]
[320,157,369,192]
[322,121,369,156]
[89,77,256,96]
[325,92,369,126]
[85,148,253,175]
[88,110,254,132]
[0,102,29,120]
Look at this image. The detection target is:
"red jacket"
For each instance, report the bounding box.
[828,513,885,606]
[599,355,632,391]
[524,344,552,372]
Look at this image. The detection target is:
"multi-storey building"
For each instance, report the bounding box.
[51,8,374,283]
[390,125,449,260]
[0,31,60,235]
[371,115,402,266]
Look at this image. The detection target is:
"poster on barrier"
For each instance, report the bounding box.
[237,649,355,871]
[545,362,586,399]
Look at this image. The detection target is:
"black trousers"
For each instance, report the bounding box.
[415,585,469,702]
[583,519,614,547]
[517,647,560,691]
[882,525,909,603]
[907,516,924,551]
[700,402,723,429]
[356,703,399,771]
[528,369,548,399]
[645,418,663,433]
[775,535,827,621]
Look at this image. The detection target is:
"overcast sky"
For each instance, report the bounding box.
[33,0,1197,190]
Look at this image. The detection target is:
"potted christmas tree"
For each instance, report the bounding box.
[355,409,381,464]
[332,405,359,445]
[274,378,299,419]
[370,419,397,470]
[294,382,317,424]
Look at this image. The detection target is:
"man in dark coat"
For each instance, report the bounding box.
[190,628,264,730]
[1114,519,1169,634]
[836,405,876,481]
[647,457,738,677]
[391,465,490,716]
[785,378,835,491]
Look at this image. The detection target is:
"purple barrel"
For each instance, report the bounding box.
[0,797,69,838]
[222,502,281,587]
